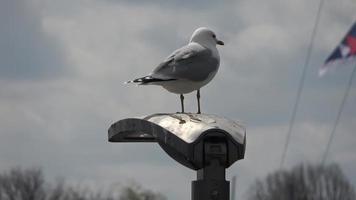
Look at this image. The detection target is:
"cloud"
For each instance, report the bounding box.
[104,0,235,10]
[0,0,68,80]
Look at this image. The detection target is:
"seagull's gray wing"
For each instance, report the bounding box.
[151,43,219,82]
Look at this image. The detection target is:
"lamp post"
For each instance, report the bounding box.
[108,113,246,200]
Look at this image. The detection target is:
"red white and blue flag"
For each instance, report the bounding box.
[320,22,356,76]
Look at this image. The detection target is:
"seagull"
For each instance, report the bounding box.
[126,27,224,114]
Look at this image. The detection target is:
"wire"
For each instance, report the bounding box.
[280,0,325,168]
[321,64,356,164]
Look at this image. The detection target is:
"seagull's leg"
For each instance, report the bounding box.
[197,89,201,114]
[180,94,185,113]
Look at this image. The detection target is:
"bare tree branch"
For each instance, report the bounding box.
[0,167,166,200]
[247,163,356,200]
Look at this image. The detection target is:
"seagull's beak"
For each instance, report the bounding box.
[217,40,224,45]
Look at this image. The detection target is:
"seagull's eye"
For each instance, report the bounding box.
[212,34,216,38]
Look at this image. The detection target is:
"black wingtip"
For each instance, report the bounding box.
[129,76,176,84]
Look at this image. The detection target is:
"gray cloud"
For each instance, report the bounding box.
[105,0,235,10]
[0,0,68,80]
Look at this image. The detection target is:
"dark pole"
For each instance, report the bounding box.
[191,137,229,200]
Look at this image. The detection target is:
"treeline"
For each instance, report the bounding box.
[247,163,356,200]
[1,163,355,200]
[0,167,166,200]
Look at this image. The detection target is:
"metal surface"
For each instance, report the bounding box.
[108,113,246,170]
[109,113,245,144]
[192,139,229,200]
[144,113,245,144]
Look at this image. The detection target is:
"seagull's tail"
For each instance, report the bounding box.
[125,76,176,85]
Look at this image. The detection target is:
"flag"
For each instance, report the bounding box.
[320,22,356,76]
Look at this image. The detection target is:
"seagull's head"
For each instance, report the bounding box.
[189,27,224,48]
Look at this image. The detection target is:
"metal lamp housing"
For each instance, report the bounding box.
[108,113,246,170]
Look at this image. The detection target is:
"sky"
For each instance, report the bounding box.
[0,0,356,199]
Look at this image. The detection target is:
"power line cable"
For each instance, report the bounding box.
[280,0,325,168]
[321,64,356,164]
